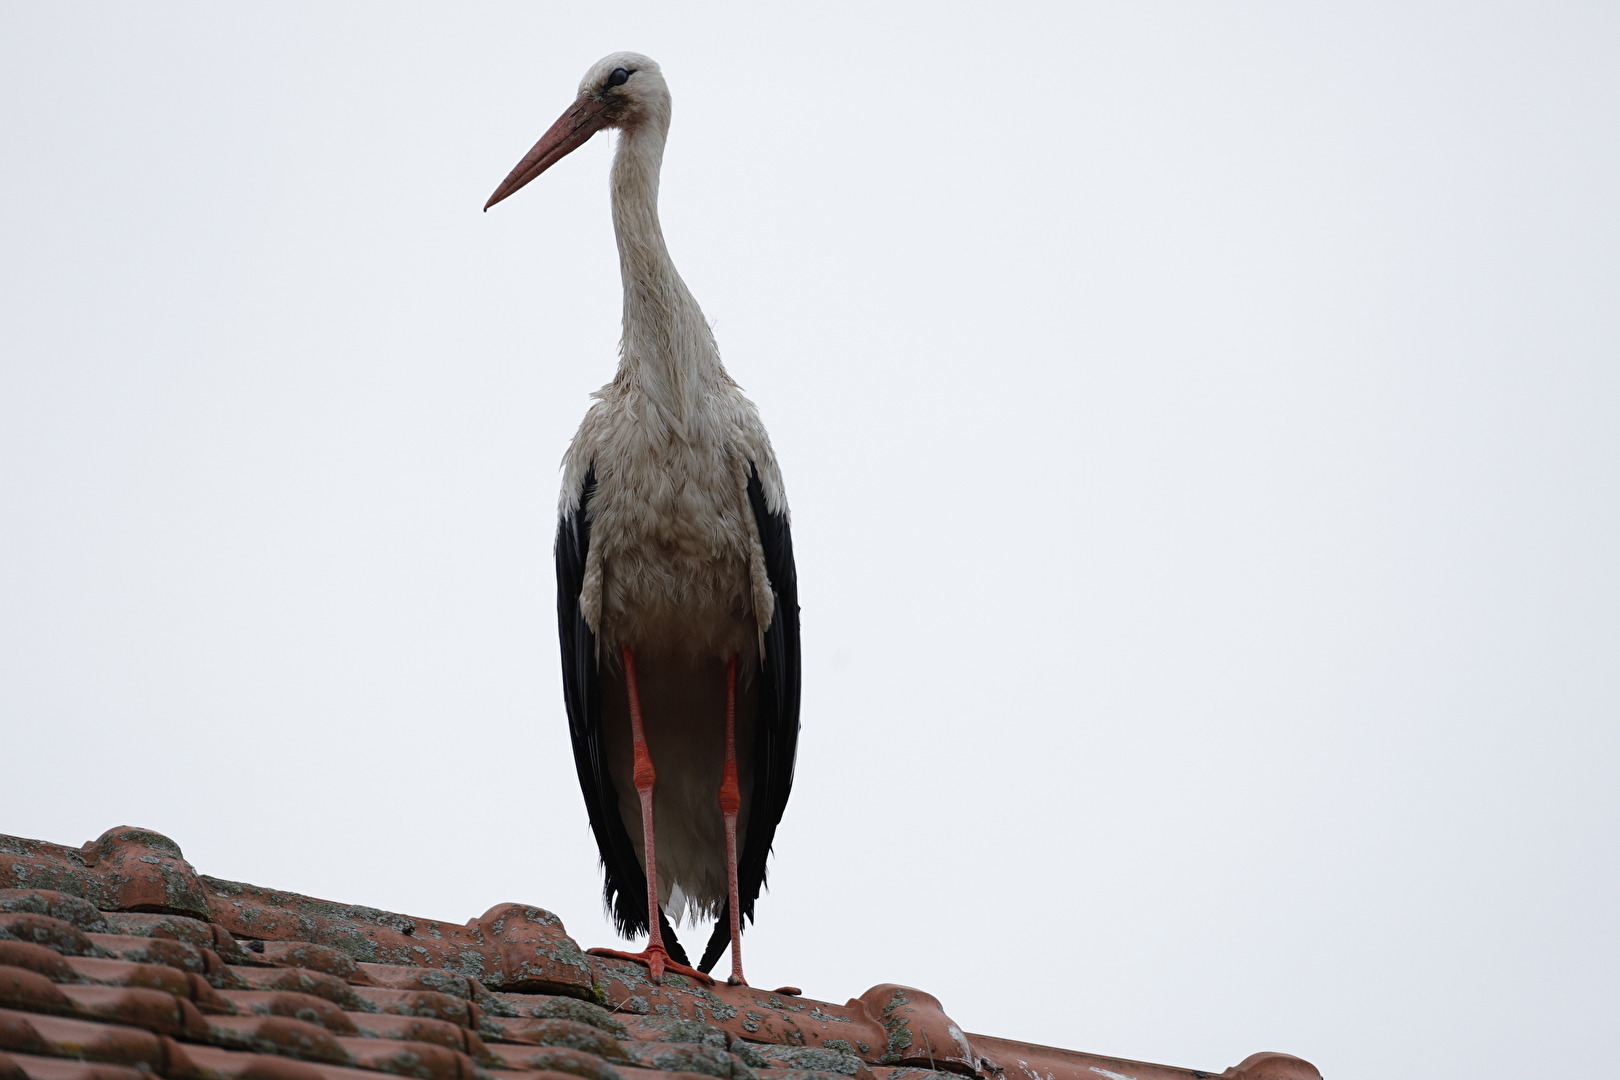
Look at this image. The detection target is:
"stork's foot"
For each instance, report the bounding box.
[588,945,714,985]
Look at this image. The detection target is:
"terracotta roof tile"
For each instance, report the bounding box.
[5,1051,154,1080]
[0,829,1318,1080]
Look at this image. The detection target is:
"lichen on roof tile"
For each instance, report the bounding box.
[0,827,1321,1080]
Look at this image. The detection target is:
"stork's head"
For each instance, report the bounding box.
[484,52,667,211]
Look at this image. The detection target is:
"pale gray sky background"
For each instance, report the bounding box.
[3,3,1617,1078]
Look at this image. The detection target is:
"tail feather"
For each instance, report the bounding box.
[696,902,730,975]
[658,908,691,967]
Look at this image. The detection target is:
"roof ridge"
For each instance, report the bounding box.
[0,825,1319,1080]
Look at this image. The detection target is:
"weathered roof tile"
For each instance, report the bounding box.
[746,1046,868,1079]
[489,1018,628,1059]
[2,1049,153,1080]
[0,1008,168,1070]
[333,1035,478,1080]
[348,989,470,1029]
[0,830,1320,1080]
[203,1015,351,1064]
[254,947,363,983]
[484,1042,624,1080]
[618,1041,751,1080]
[215,990,359,1034]
[229,970,364,1011]
[0,947,76,985]
[479,996,624,1037]
[343,1014,480,1056]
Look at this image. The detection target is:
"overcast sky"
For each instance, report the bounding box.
[3,3,1617,1078]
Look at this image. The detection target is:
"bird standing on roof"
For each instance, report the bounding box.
[484,53,801,987]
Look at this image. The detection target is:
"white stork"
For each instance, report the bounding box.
[484,52,801,987]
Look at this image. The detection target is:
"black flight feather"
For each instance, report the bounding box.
[697,462,802,975]
[555,464,691,967]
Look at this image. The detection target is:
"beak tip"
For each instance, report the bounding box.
[485,97,608,218]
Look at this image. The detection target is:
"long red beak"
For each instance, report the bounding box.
[484,96,611,211]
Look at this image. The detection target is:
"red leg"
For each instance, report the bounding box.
[718,654,747,986]
[587,645,713,985]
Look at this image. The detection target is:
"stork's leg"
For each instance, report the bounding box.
[587,645,714,986]
[718,654,747,986]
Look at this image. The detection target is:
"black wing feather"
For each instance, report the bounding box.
[556,465,690,965]
[698,463,802,973]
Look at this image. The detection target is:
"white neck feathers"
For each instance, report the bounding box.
[609,116,726,436]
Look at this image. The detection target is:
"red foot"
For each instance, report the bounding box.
[588,944,715,985]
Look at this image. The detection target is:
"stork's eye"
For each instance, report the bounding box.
[605,68,632,89]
